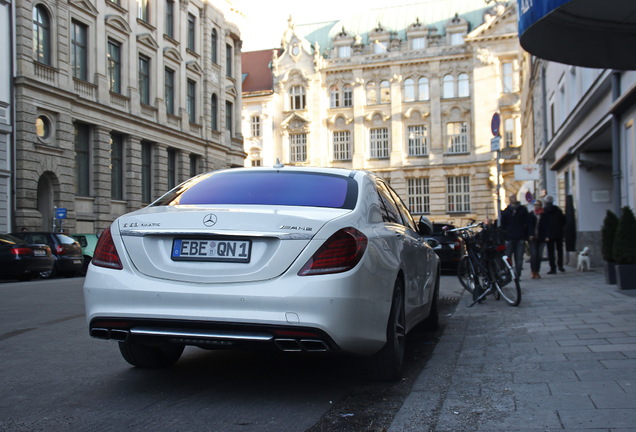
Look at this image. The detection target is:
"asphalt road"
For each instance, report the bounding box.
[0,273,463,432]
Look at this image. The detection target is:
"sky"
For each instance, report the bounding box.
[234,0,410,51]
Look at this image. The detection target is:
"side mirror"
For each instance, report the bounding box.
[425,238,440,249]
[418,216,433,236]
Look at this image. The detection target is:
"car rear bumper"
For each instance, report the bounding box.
[83,264,393,356]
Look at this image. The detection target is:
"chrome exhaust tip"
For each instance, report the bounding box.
[300,339,329,352]
[274,338,302,352]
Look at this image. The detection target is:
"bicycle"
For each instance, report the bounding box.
[451,222,521,307]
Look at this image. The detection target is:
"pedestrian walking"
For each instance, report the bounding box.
[528,200,547,279]
[500,193,528,279]
[543,195,566,274]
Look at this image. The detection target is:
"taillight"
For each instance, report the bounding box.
[10,247,31,256]
[56,245,65,254]
[298,227,367,276]
[453,240,462,251]
[496,244,506,253]
[92,226,123,270]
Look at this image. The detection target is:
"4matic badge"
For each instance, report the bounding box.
[279,225,313,231]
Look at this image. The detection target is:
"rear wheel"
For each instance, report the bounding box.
[371,278,406,381]
[119,340,185,368]
[492,257,521,306]
[458,256,482,301]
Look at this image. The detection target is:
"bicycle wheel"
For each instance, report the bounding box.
[457,256,481,300]
[492,256,521,306]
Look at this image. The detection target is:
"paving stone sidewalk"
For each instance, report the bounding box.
[389,264,636,432]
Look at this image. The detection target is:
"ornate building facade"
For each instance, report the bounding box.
[0,0,13,232]
[12,0,244,234]
[242,1,525,224]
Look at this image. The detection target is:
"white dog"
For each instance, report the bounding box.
[577,246,591,272]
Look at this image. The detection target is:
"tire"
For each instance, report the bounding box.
[458,256,482,301]
[119,340,185,368]
[40,265,57,279]
[493,256,521,306]
[371,278,406,381]
[422,268,440,331]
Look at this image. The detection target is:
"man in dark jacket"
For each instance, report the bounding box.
[500,193,528,279]
[528,200,548,279]
[543,195,566,273]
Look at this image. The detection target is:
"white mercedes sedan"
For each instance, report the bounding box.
[83,166,440,380]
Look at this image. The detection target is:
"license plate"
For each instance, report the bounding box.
[171,239,251,263]
[73,259,83,264]
[33,250,46,257]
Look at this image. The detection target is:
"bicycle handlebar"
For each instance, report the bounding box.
[448,222,483,233]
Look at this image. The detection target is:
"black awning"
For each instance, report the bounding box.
[518,0,636,70]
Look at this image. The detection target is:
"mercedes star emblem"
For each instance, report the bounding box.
[203,213,217,227]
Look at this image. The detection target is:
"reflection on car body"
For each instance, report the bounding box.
[83,166,440,381]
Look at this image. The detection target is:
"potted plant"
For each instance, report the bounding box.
[613,206,636,290]
[601,210,618,284]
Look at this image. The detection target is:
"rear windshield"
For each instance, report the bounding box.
[152,171,358,210]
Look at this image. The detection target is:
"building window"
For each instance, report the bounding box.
[407,177,429,214]
[139,55,150,105]
[110,133,124,200]
[407,125,428,156]
[504,118,515,148]
[211,28,218,63]
[450,32,464,46]
[107,40,121,93]
[141,142,152,203]
[251,159,262,167]
[251,115,261,137]
[189,154,199,178]
[412,37,425,50]
[338,45,351,58]
[404,79,415,102]
[290,133,307,162]
[418,77,430,101]
[343,85,353,107]
[458,73,469,97]
[187,13,195,51]
[447,122,468,154]
[366,82,377,105]
[71,21,88,81]
[137,0,149,22]
[226,101,233,134]
[330,86,340,108]
[333,131,351,161]
[226,43,233,77]
[75,123,91,197]
[370,127,389,159]
[165,0,174,38]
[187,79,196,123]
[373,40,387,54]
[167,148,177,190]
[502,62,513,94]
[442,74,455,99]
[380,80,391,104]
[211,94,218,130]
[290,86,306,110]
[447,176,470,213]
[33,5,51,65]
[165,68,175,115]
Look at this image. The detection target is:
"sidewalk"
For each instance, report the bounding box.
[389,263,636,431]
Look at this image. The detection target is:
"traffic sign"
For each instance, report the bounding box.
[491,113,501,137]
[490,136,501,152]
[55,207,67,219]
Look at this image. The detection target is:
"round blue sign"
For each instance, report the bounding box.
[491,113,500,137]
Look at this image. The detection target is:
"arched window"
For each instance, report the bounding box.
[343,84,353,107]
[211,28,218,64]
[290,85,306,110]
[329,85,340,108]
[211,94,218,130]
[380,80,391,104]
[458,73,469,97]
[418,77,429,101]
[403,78,415,102]
[442,74,455,99]
[33,5,51,64]
[366,82,377,105]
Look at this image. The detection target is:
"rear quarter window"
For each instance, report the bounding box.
[153,171,358,209]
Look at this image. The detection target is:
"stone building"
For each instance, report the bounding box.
[0,0,13,233]
[242,1,525,224]
[12,0,244,234]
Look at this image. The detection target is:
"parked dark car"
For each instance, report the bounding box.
[72,233,99,275]
[10,232,84,278]
[428,223,465,270]
[0,233,54,281]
